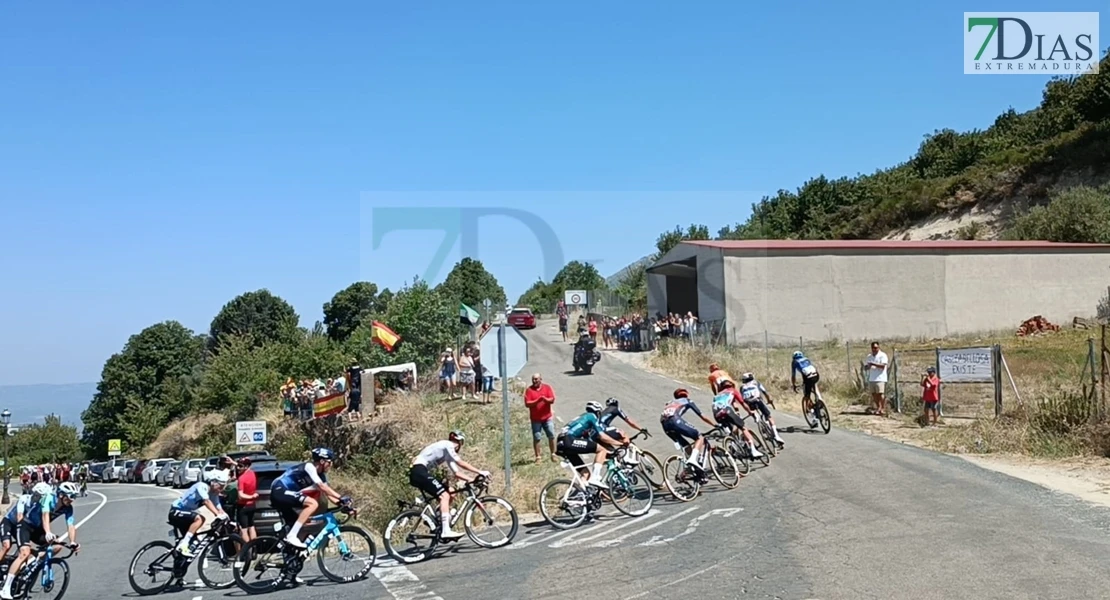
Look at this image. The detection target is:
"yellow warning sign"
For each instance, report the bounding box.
[108,439,122,456]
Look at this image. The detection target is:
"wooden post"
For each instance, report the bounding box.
[1102,324,1108,423]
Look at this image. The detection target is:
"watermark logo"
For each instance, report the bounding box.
[964,12,1099,74]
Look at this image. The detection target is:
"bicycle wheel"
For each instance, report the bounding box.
[233,535,286,595]
[606,468,653,517]
[636,449,666,490]
[538,479,589,530]
[317,525,376,583]
[726,438,751,475]
[817,401,832,433]
[197,533,243,590]
[26,558,69,599]
[662,455,699,502]
[803,398,818,429]
[383,509,440,564]
[127,540,176,596]
[748,428,771,467]
[760,422,778,457]
[463,496,519,548]
[709,446,740,489]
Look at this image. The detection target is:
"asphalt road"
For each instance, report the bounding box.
[57,320,1110,600]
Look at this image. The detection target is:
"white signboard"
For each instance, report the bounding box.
[937,347,994,383]
[565,290,587,306]
[235,421,268,446]
[480,324,529,379]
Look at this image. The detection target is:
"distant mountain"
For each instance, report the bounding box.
[606,255,655,287]
[0,383,95,431]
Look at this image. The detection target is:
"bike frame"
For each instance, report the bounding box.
[272,508,352,556]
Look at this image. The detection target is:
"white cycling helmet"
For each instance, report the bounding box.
[205,469,230,484]
[31,482,52,497]
[585,401,603,413]
[57,482,80,498]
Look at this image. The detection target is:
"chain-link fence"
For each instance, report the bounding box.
[588,288,629,317]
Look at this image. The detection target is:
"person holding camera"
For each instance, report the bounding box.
[921,366,940,426]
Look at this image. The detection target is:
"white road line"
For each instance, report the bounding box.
[555,510,661,547]
[509,528,573,549]
[58,489,107,542]
[639,507,742,546]
[589,506,698,548]
[548,518,613,548]
[373,558,444,600]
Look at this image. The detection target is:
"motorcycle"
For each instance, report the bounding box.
[572,339,602,374]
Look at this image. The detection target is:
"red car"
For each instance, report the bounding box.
[507,307,537,329]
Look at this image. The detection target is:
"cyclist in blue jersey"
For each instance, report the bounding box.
[0,483,50,559]
[660,389,718,468]
[270,448,349,549]
[597,397,648,441]
[740,373,785,448]
[556,401,628,489]
[791,351,822,421]
[2,482,80,600]
[169,469,230,557]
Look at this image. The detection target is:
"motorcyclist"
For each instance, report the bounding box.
[574,331,596,365]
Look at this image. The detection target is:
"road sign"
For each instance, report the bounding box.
[108,439,121,456]
[235,421,268,446]
[565,290,586,306]
[480,323,528,379]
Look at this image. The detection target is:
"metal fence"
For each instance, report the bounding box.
[588,288,630,317]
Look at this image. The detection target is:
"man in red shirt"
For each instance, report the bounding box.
[921,366,940,426]
[235,458,260,544]
[524,373,557,463]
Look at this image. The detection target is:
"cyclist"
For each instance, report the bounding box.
[0,483,50,560]
[1,482,80,600]
[556,401,628,489]
[660,388,718,468]
[169,469,230,557]
[791,350,822,420]
[271,448,349,549]
[708,363,733,395]
[409,431,490,540]
[711,379,765,459]
[598,397,648,441]
[740,373,785,448]
[76,463,89,497]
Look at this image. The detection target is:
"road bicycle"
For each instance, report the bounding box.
[662,425,740,502]
[539,437,655,530]
[1,542,77,599]
[798,388,832,434]
[622,431,666,491]
[750,410,781,457]
[233,503,375,594]
[128,516,242,595]
[383,474,519,564]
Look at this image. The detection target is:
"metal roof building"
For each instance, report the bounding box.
[645,240,1110,343]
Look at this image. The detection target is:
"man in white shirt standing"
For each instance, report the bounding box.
[865,341,889,416]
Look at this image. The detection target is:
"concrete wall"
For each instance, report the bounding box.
[720,249,1110,342]
[646,245,727,321]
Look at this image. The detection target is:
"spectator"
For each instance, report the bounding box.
[588,317,598,342]
[921,366,940,426]
[523,373,557,463]
[235,458,259,545]
[459,346,477,400]
[347,361,363,419]
[440,347,458,398]
[865,341,889,416]
[471,343,492,404]
[559,311,569,342]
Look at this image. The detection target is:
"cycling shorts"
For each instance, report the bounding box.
[270,482,308,526]
[802,373,820,397]
[0,518,15,543]
[661,417,700,447]
[713,406,746,430]
[555,434,598,468]
[746,398,772,420]
[14,522,47,548]
[236,505,257,528]
[408,464,447,499]
[167,508,200,536]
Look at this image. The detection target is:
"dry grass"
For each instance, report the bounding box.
[649,326,1108,460]
[144,412,233,459]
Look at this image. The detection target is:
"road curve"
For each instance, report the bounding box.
[60,319,1110,600]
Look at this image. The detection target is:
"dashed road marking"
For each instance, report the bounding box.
[373,558,445,600]
[639,507,742,546]
[550,509,661,548]
[589,506,698,548]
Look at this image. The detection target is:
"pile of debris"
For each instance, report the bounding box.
[1016,315,1060,336]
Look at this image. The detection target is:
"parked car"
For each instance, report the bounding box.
[156,461,180,486]
[507,307,537,329]
[118,459,137,483]
[127,459,151,483]
[102,458,122,482]
[174,458,205,488]
[248,461,327,537]
[142,458,175,483]
[89,462,107,482]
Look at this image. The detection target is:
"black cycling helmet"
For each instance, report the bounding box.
[312,448,336,462]
[606,397,619,406]
[449,430,466,446]
[673,388,689,399]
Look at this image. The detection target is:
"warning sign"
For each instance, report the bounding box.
[107,439,121,456]
[235,421,267,446]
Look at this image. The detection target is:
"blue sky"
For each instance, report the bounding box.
[1,1,1105,385]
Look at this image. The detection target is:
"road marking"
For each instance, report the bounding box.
[639,507,742,546]
[552,509,661,547]
[589,506,698,547]
[58,489,107,542]
[509,528,573,549]
[373,558,444,600]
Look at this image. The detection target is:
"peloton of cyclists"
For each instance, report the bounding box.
[711,377,765,459]
[660,389,719,470]
[556,401,629,489]
[2,482,80,600]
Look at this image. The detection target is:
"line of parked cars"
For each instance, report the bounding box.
[91,450,276,488]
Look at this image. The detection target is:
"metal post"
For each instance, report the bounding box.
[764,330,769,373]
[846,342,851,389]
[1089,337,1097,422]
[798,336,803,351]
[499,323,512,494]
[993,344,1003,418]
[935,347,943,418]
[890,351,900,414]
[1,412,9,506]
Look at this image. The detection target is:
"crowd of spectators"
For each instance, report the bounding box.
[281,376,348,420]
[439,340,495,403]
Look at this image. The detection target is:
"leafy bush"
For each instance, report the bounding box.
[1004,185,1110,243]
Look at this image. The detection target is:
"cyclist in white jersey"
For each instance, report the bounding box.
[409,431,490,540]
[740,373,785,448]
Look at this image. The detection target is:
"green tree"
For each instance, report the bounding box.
[80,321,206,457]
[435,258,507,311]
[655,224,711,257]
[208,289,300,354]
[323,282,391,342]
[197,334,285,420]
[346,278,456,372]
[516,278,556,310]
[1005,185,1110,243]
[10,415,80,465]
[551,261,605,293]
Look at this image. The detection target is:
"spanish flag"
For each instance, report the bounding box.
[371,321,401,352]
[313,392,346,418]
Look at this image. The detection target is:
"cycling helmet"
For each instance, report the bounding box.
[606,397,619,407]
[31,482,52,497]
[793,351,804,359]
[449,430,466,445]
[311,447,336,462]
[205,469,230,485]
[57,482,80,498]
[585,401,603,413]
[741,372,754,383]
[673,388,689,399]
